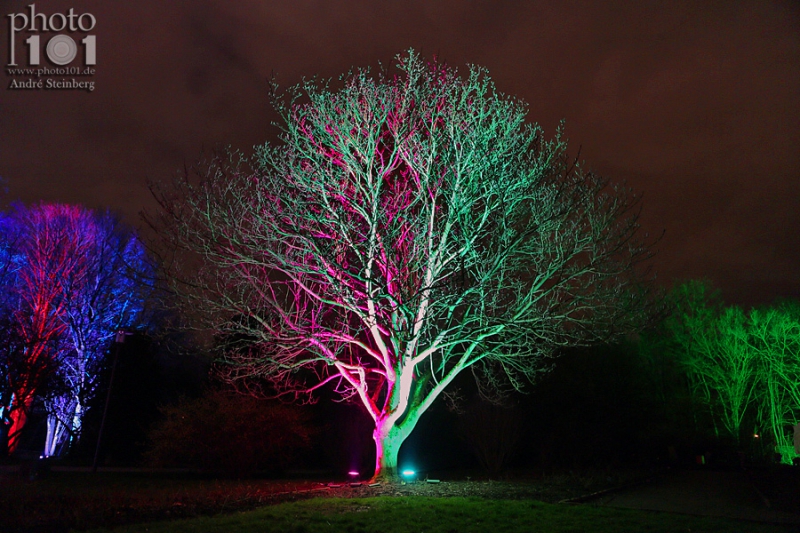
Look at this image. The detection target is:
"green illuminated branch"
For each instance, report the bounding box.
[150,50,656,480]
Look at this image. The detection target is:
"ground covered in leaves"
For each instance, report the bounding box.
[0,468,648,532]
[322,471,641,503]
[1,465,795,532]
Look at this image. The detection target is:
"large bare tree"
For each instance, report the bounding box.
[151,51,655,480]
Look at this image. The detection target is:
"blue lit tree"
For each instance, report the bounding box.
[0,204,152,456]
[0,205,69,454]
[0,212,25,454]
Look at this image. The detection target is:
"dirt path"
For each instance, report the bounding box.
[589,469,800,526]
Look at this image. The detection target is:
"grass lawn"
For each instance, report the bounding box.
[1,467,658,531]
[85,496,796,533]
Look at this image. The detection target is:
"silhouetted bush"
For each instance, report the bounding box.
[458,397,525,475]
[145,390,313,475]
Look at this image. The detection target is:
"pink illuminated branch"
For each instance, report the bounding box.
[152,50,656,480]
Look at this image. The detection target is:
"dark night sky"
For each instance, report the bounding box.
[1,0,798,306]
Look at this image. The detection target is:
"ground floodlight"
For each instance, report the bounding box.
[348,471,359,477]
[402,469,415,477]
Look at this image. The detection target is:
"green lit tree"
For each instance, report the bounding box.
[151,51,655,481]
[749,304,800,463]
[666,281,760,443]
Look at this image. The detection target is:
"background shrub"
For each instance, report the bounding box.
[145,389,313,475]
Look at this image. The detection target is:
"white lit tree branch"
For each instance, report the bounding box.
[150,50,655,481]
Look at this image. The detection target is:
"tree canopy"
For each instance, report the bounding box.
[0,203,152,456]
[666,281,800,462]
[152,50,656,479]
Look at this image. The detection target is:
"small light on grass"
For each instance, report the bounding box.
[348,470,359,477]
[402,469,415,477]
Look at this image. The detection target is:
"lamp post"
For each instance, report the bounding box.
[92,330,130,472]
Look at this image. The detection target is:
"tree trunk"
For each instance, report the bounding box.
[371,419,408,482]
[71,399,83,442]
[44,415,65,457]
[7,392,34,454]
